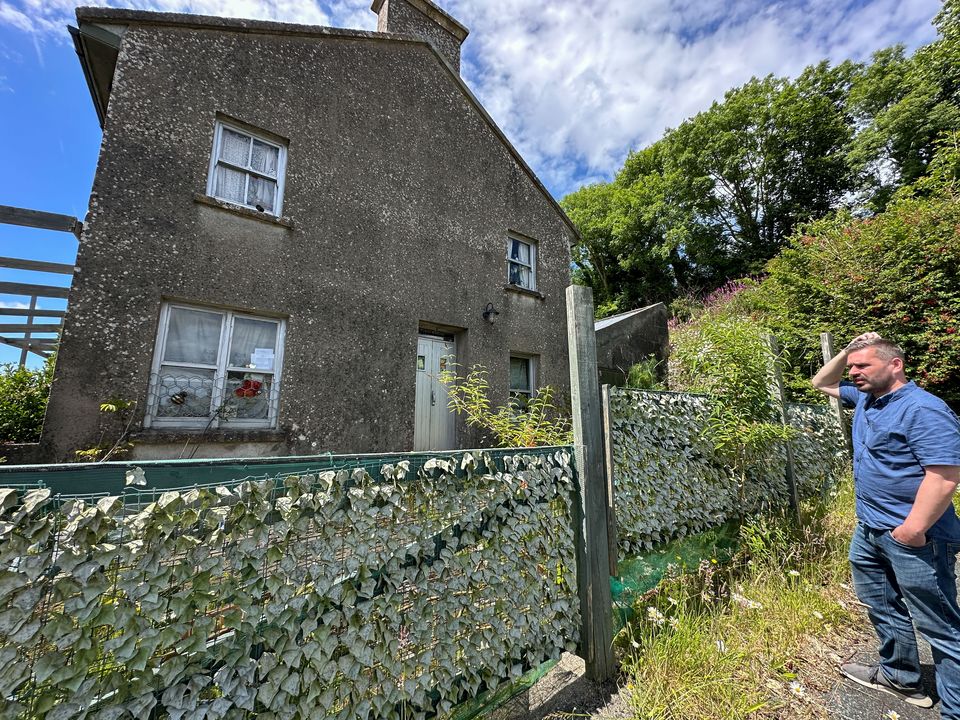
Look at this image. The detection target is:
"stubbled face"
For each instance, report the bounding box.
[846,347,902,396]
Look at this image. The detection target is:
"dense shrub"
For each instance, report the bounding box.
[0,359,53,444]
[753,139,960,407]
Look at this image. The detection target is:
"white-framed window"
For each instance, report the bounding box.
[145,303,286,429]
[506,236,537,291]
[509,354,536,410]
[206,120,287,216]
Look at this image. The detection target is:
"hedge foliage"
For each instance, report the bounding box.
[751,137,960,406]
[0,360,53,445]
[0,450,579,720]
[668,138,960,408]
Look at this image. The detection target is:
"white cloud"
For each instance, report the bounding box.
[1,0,942,196]
[447,0,942,195]
[0,301,30,309]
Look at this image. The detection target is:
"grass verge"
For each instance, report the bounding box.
[617,478,865,719]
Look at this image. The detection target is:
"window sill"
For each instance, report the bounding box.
[193,193,294,229]
[504,284,545,300]
[132,428,288,445]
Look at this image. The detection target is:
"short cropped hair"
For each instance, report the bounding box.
[847,337,905,362]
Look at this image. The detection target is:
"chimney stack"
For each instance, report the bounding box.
[371,0,469,73]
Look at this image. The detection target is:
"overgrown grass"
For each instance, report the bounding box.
[618,479,861,719]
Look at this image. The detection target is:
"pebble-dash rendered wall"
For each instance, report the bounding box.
[0,449,579,719]
[609,389,848,555]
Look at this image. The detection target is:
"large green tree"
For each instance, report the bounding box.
[564,64,858,309]
[658,64,858,281]
[847,2,960,209]
[740,137,960,407]
[564,2,960,310]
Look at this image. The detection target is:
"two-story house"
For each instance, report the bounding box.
[39,0,577,461]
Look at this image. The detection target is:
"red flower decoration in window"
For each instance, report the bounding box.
[234,379,263,398]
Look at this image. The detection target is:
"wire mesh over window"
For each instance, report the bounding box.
[148,371,279,425]
[147,303,284,429]
[153,369,216,418]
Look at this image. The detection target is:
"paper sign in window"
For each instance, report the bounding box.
[251,348,275,371]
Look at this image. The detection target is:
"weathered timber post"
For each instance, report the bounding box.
[820,332,852,455]
[566,285,616,683]
[766,334,799,513]
[601,384,619,577]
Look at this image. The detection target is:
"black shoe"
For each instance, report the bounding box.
[840,662,933,708]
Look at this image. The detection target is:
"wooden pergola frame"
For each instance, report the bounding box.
[0,205,81,366]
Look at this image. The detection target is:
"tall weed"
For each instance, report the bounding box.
[620,480,858,719]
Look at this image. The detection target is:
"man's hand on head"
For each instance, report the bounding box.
[844,332,881,353]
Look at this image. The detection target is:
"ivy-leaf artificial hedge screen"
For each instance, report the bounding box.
[0,449,579,720]
[609,389,848,554]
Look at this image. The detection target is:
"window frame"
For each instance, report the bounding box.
[145,302,286,430]
[506,235,537,291]
[206,120,288,216]
[509,354,537,408]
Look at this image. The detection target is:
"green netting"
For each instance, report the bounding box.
[449,659,559,720]
[449,523,745,720]
[611,521,741,631]
[0,446,572,497]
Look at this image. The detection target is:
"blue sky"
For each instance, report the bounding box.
[0,0,945,366]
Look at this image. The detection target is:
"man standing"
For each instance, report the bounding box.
[812,332,960,716]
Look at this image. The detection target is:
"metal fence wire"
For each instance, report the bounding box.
[0,447,580,720]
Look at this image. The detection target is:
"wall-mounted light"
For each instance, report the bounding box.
[482,302,500,324]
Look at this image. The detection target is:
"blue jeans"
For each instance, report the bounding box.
[849,522,960,719]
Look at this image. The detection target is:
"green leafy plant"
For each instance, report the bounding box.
[741,134,960,407]
[0,358,54,444]
[669,311,794,503]
[74,398,137,462]
[624,356,663,390]
[437,363,572,447]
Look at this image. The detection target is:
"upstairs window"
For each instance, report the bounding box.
[509,355,536,410]
[506,236,537,291]
[146,303,285,429]
[207,120,287,215]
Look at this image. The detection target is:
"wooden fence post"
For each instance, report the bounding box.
[601,384,619,577]
[766,334,799,513]
[820,332,852,455]
[566,285,615,683]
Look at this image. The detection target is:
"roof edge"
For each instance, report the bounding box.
[75,6,385,41]
[370,0,468,41]
[423,43,580,242]
[70,6,581,242]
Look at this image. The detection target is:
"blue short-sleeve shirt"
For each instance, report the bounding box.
[839,381,960,540]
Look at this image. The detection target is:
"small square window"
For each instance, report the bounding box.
[506,236,537,291]
[146,303,285,429]
[509,355,536,410]
[207,121,287,215]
